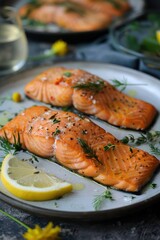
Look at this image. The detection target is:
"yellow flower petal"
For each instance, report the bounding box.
[156,30,160,44]
[23,222,61,240]
[51,40,68,56]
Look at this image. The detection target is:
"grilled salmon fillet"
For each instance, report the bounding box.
[0,106,159,192]
[24,67,157,130]
[19,1,111,32]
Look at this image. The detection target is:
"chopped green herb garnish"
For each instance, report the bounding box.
[49,114,61,124]
[63,72,72,77]
[93,189,113,211]
[53,128,61,136]
[52,118,60,124]
[104,144,115,151]
[77,138,102,164]
[73,79,105,93]
[150,183,157,189]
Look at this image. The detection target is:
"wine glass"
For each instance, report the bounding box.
[0,6,28,76]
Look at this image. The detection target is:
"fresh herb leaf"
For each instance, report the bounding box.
[93,189,113,211]
[77,138,102,164]
[112,79,146,92]
[73,80,105,93]
[121,131,160,156]
[52,118,60,124]
[150,183,157,189]
[0,133,22,156]
[63,72,72,77]
[149,144,160,156]
[141,37,160,56]
[104,144,115,151]
[49,114,61,124]
[53,128,61,136]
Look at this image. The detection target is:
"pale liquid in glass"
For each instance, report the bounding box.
[0,23,28,74]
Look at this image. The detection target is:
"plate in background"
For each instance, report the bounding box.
[110,11,160,69]
[15,0,145,43]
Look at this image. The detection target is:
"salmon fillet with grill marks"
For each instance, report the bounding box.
[0,106,159,192]
[24,67,157,130]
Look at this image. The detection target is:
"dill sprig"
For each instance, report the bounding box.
[112,79,147,92]
[73,80,105,93]
[63,72,72,77]
[0,133,22,156]
[104,144,115,151]
[149,144,160,156]
[77,138,102,164]
[121,131,160,156]
[53,128,61,136]
[49,114,61,124]
[93,189,113,211]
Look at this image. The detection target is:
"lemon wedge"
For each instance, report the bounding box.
[1,154,72,201]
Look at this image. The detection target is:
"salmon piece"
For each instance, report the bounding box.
[0,106,159,192]
[24,67,157,130]
[37,0,131,18]
[19,1,111,31]
[70,0,131,17]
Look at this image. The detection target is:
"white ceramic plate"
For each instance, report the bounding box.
[0,62,159,220]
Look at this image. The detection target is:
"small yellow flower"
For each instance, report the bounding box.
[156,30,160,44]
[51,40,68,56]
[23,222,61,240]
[12,92,22,102]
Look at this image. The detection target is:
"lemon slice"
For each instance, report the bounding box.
[1,154,72,201]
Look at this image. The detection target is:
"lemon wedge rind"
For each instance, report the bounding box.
[1,154,72,201]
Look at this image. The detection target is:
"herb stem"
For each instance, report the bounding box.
[29,50,53,62]
[0,209,29,229]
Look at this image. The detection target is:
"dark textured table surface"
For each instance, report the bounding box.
[1,199,160,240]
[1,1,160,239]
